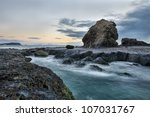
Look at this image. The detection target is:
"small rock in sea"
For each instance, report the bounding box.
[66,45,74,49]
[74,61,86,67]
[94,57,109,65]
[34,50,49,57]
[82,56,93,61]
[25,57,32,62]
[62,58,74,64]
[117,72,132,77]
[89,65,104,72]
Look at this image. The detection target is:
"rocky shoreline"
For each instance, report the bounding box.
[22,46,150,66]
[0,49,74,100]
[0,46,150,99]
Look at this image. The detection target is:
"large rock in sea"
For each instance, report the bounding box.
[121,38,149,46]
[82,19,118,48]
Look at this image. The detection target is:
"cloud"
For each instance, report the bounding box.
[119,3,150,41]
[28,37,41,40]
[59,18,95,28]
[0,36,4,38]
[57,18,94,38]
[57,29,86,38]
[55,37,62,40]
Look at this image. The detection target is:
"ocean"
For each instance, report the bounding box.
[31,56,150,100]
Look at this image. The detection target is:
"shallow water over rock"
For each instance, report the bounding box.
[31,56,150,100]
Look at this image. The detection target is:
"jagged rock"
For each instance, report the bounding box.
[0,49,74,100]
[127,54,140,63]
[82,19,118,48]
[94,57,109,65]
[62,58,74,64]
[121,38,149,46]
[34,50,48,57]
[82,56,93,61]
[71,51,93,60]
[89,65,104,71]
[74,61,86,67]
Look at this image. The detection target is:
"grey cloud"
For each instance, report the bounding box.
[57,29,86,38]
[119,3,150,41]
[58,18,95,38]
[59,18,95,28]
[28,37,41,40]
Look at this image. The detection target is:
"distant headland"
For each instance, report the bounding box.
[0,42,22,46]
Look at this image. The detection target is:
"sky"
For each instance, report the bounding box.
[0,0,150,45]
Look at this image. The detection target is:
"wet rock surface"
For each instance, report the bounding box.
[22,46,150,67]
[0,49,74,100]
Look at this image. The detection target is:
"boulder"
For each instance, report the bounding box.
[94,57,109,65]
[121,38,149,46]
[139,54,150,66]
[89,65,104,72]
[66,45,74,49]
[82,19,118,48]
[71,51,93,60]
[34,50,49,57]
[62,58,74,64]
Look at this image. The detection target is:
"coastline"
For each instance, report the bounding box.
[0,49,74,100]
[0,46,150,100]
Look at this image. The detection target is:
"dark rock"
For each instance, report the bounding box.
[0,49,74,100]
[94,57,109,65]
[74,61,86,67]
[89,65,104,71]
[71,51,93,60]
[82,56,93,61]
[139,54,150,66]
[117,72,132,77]
[127,54,140,63]
[62,58,74,64]
[121,38,149,46]
[66,45,74,49]
[117,52,128,61]
[34,50,49,57]
[82,19,118,48]
[25,57,32,62]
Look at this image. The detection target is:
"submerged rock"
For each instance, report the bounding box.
[82,19,118,48]
[0,49,74,100]
[62,58,74,64]
[89,65,104,72]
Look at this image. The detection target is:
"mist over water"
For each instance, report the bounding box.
[31,56,150,100]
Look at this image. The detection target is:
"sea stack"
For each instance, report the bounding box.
[82,19,118,48]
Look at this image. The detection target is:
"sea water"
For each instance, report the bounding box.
[31,56,150,100]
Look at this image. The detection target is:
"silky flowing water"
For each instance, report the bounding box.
[31,56,150,100]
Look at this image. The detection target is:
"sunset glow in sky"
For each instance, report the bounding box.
[0,0,150,45]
